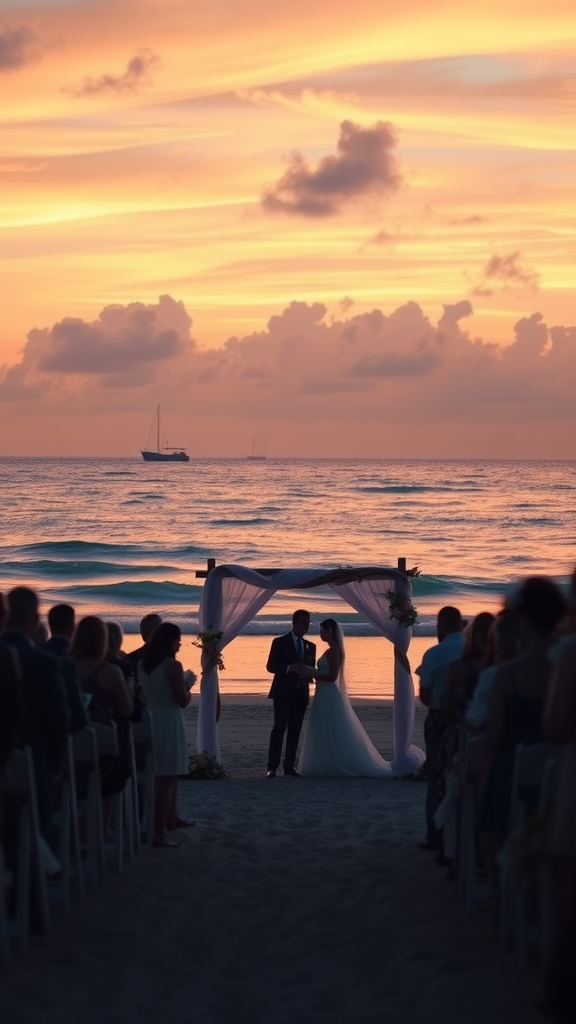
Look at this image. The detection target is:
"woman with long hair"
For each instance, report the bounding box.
[138,622,193,847]
[298,618,393,777]
[70,616,134,834]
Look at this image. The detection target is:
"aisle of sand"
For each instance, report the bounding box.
[2,700,541,1024]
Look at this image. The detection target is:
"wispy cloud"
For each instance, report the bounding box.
[472,251,539,296]
[0,24,41,71]
[64,48,161,98]
[261,120,402,217]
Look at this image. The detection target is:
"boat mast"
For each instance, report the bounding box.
[156,405,160,453]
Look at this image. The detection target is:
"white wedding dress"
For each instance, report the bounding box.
[299,655,394,777]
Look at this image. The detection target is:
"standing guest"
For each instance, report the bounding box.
[127,613,162,676]
[2,587,69,849]
[44,603,88,734]
[0,642,22,778]
[70,617,133,834]
[479,577,567,886]
[416,606,464,854]
[0,593,8,632]
[541,635,576,1019]
[444,612,495,727]
[266,609,316,778]
[465,611,520,731]
[106,621,135,683]
[138,622,194,847]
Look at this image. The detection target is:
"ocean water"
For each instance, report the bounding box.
[1,457,574,695]
[1,457,574,630]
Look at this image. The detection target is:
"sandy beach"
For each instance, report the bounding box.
[2,698,541,1024]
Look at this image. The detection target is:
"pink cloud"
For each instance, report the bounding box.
[261,120,402,217]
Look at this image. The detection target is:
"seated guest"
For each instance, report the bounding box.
[2,587,69,850]
[479,577,567,886]
[416,606,464,854]
[138,622,193,847]
[465,611,520,730]
[127,613,162,676]
[70,617,133,832]
[45,603,88,734]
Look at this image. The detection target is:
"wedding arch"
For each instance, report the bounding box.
[196,564,425,777]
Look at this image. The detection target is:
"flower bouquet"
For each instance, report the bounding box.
[385,590,418,628]
[186,752,230,780]
[193,627,225,670]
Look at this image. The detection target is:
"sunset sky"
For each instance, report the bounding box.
[1,0,574,457]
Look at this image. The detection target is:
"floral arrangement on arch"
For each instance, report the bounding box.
[385,590,418,628]
[187,752,230,780]
[193,627,225,671]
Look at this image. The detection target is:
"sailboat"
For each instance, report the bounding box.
[141,405,190,462]
[246,439,266,461]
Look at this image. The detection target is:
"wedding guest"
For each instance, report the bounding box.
[465,611,520,730]
[479,577,567,886]
[0,592,8,632]
[444,611,495,726]
[416,606,464,854]
[127,612,162,676]
[33,620,49,645]
[106,621,134,683]
[2,587,69,849]
[44,603,88,734]
[70,616,133,833]
[138,622,193,847]
[541,632,576,1019]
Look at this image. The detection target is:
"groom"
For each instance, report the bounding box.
[265,609,316,777]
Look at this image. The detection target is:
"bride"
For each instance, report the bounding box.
[298,618,394,778]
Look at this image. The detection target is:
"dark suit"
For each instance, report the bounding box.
[266,632,316,772]
[2,630,69,847]
[44,635,89,734]
[127,644,146,677]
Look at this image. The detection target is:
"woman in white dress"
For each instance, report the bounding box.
[299,619,394,778]
[138,622,194,847]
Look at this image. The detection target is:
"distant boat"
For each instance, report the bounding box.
[246,439,266,461]
[141,405,190,463]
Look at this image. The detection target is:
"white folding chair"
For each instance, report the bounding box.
[132,710,157,845]
[4,747,51,950]
[71,727,106,887]
[459,734,490,911]
[49,737,85,914]
[535,756,557,970]
[0,846,10,969]
[499,742,554,959]
[92,722,127,874]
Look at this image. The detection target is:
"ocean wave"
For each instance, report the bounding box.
[12,540,147,556]
[0,559,181,578]
[210,518,275,526]
[56,580,204,603]
[354,484,482,494]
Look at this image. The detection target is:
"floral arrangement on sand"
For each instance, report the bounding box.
[193,626,225,670]
[385,590,418,628]
[187,752,230,780]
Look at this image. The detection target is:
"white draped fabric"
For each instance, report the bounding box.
[196,565,425,775]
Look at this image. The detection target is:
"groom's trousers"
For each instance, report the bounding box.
[268,692,308,772]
